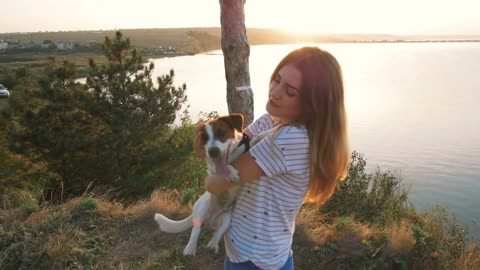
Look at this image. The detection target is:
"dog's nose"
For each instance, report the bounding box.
[208,147,220,158]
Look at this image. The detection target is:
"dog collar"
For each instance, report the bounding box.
[238,133,250,152]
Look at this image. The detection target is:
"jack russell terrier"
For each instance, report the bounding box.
[154,114,267,256]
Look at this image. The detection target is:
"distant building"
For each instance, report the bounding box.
[21,41,36,49]
[55,40,74,50]
[84,40,98,47]
[0,42,7,50]
[5,38,18,43]
[7,43,20,49]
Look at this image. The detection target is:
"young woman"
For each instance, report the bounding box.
[200,47,350,270]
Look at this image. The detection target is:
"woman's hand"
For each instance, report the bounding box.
[206,152,266,194]
[206,174,236,193]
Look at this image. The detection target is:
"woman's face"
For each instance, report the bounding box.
[266,64,303,123]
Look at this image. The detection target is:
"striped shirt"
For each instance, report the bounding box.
[225,114,310,270]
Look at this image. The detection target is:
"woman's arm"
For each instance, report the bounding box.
[206,152,265,193]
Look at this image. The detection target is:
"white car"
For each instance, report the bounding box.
[0,84,9,98]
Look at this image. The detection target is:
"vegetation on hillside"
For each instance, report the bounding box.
[0,32,478,269]
[0,27,349,52]
[2,31,188,202]
[0,27,349,82]
[1,152,478,269]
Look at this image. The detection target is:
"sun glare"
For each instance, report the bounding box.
[280,25,324,35]
[245,0,332,35]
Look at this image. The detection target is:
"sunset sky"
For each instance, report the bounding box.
[1,0,479,35]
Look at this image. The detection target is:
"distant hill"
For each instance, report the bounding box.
[1,28,479,54]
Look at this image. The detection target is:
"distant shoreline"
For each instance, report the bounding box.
[2,27,480,47]
[342,40,480,43]
[1,28,479,81]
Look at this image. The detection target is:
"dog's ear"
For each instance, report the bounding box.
[193,122,207,159]
[222,114,244,132]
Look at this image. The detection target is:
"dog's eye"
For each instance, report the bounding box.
[201,133,209,142]
[216,130,225,137]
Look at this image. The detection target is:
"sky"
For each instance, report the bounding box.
[1,0,479,35]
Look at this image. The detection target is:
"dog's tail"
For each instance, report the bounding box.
[154,213,193,233]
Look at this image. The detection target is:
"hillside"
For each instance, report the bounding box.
[0,28,322,53]
[1,151,479,269]
[2,28,479,50]
[2,189,479,270]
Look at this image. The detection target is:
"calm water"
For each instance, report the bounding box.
[149,43,480,235]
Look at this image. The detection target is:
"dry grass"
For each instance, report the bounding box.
[292,207,377,269]
[456,242,480,270]
[1,189,480,270]
[384,220,415,257]
[45,224,86,257]
[96,189,225,270]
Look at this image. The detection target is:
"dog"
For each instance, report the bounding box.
[154,114,253,256]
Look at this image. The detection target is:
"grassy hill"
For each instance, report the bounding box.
[1,152,479,269]
[0,27,331,80]
[1,189,479,269]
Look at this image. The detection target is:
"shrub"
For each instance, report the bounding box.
[334,216,356,233]
[77,196,98,212]
[0,188,40,211]
[322,151,412,226]
[411,205,473,269]
[21,202,40,214]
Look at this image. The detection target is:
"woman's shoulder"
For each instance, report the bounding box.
[275,125,308,138]
[248,113,277,135]
[256,113,277,126]
[273,125,309,147]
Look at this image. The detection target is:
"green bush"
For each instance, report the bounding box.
[0,188,40,211]
[77,196,98,212]
[334,216,355,233]
[411,205,472,269]
[322,151,412,226]
[21,202,40,214]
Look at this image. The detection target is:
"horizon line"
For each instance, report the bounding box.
[1,27,480,37]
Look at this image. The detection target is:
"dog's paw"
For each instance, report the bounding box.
[226,165,240,183]
[207,239,220,254]
[183,243,197,256]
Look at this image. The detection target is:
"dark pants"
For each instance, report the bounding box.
[224,255,293,270]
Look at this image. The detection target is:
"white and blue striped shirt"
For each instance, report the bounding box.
[225,114,310,270]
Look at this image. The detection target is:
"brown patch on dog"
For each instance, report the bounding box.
[218,114,244,132]
[208,119,237,143]
[193,114,244,159]
[193,122,207,159]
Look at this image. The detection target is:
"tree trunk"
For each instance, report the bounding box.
[219,0,254,126]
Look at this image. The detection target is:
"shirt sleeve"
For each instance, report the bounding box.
[249,126,309,177]
[246,113,277,138]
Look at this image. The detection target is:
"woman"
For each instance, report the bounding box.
[200,47,350,270]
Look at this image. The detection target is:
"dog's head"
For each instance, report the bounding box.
[194,114,244,160]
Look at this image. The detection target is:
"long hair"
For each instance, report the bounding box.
[270,47,350,205]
